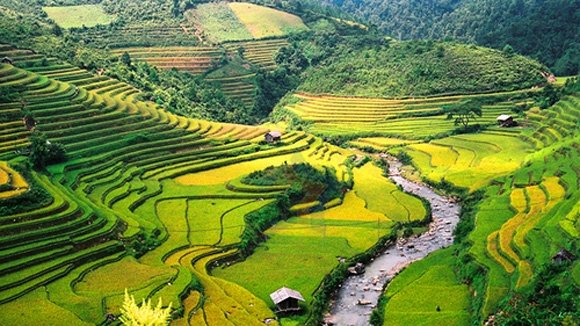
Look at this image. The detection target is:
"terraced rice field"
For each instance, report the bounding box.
[75,25,200,49]
[405,131,533,190]
[0,44,429,325]
[1,28,577,325]
[110,47,224,75]
[349,137,415,150]
[466,141,579,315]
[403,93,580,190]
[187,2,307,42]
[204,61,257,107]
[224,39,289,71]
[109,38,288,105]
[384,249,471,326]
[287,91,537,138]
[0,161,29,199]
[213,155,426,315]
[377,90,579,323]
[0,54,292,324]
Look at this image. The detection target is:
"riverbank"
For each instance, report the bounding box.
[327,156,462,325]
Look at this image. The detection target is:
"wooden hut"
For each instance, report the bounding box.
[265,131,282,143]
[497,114,516,127]
[1,57,13,65]
[270,287,305,313]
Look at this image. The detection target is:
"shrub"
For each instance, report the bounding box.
[28,131,66,170]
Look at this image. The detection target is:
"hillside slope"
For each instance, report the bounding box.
[298,41,547,97]
[322,0,580,75]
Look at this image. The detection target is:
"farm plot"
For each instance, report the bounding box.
[205,60,257,106]
[522,95,580,149]
[43,5,115,28]
[285,91,534,139]
[384,249,471,326]
[1,45,398,325]
[215,161,426,314]
[187,2,307,42]
[468,142,579,315]
[353,164,426,223]
[74,25,199,49]
[213,233,359,307]
[186,2,253,43]
[349,137,415,150]
[405,132,532,190]
[0,161,29,199]
[224,39,289,71]
[229,2,308,39]
[0,50,304,324]
[110,46,223,75]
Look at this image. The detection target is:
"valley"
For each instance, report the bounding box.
[0,1,577,326]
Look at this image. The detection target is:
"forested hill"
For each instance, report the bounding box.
[321,0,580,76]
[297,40,547,97]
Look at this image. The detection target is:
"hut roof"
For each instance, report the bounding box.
[270,287,305,305]
[496,114,513,121]
[267,131,282,138]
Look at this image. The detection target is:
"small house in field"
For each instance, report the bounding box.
[1,57,13,65]
[497,114,516,127]
[270,287,305,313]
[265,131,282,143]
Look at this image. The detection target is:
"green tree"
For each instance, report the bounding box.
[444,100,483,129]
[502,44,515,57]
[28,131,66,169]
[537,83,560,109]
[51,24,62,37]
[0,86,19,102]
[121,52,132,67]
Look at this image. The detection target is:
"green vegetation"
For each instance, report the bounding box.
[298,41,546,97]
[493,261,579,325]
[323,0,580,75]
[229,2,308,39]
[405,132,532,190]
[383,249,471,326]
[186,2,308,43]
[276,89,539,140]
[186,2,253,43]
[28,131,66,169]
[444,100,483,129]
[0,1,577,326]
[43,5,115,29]
[242,163,344,206]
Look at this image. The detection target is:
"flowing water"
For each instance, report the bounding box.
[327,157,461,325]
